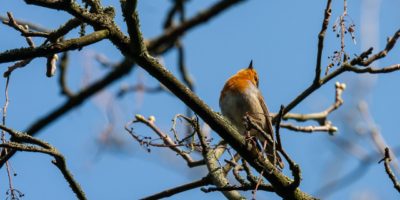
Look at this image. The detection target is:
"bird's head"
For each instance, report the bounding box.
[235,60,259,87]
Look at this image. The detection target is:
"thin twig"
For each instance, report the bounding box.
[275,106,301,189]
[125,114,204,168]
[0,125,87,200]
[201,184,274,193]
[314,0,332,84]
[140,176,211,200]
[0,15,50,32]
[379,148,400,193]
[3,12,36,77]
[357,28,400,66]
[280,123,337,133]
[148,0,245,54]
[1,76,17,199]
[282,82,345,127]
[58,52,74,97]
[117,83,168,98]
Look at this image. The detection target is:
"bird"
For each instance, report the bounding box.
[219,61,284,169]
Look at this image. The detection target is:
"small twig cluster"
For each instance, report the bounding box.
[125,114,205,168]
[0,125,86,200]
[327,0,356,74]
[281,82,346,135]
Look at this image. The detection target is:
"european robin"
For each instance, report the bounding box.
[219,61,284,169]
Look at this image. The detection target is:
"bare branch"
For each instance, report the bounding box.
[314,0,332,84]
[282,82,345,134]
[0,15,50,32]
[140,176,211,200]
[357,28,400,66]
[2,12,36,77]
[120,1,316,198]
[275,106,301,189]
[2,12,42,43]
[1,74,16,200]
[46,18,82,42]
[280,123,337,133]
[82,0,102,13]
[345,63,400,74]
[125,114,204,168]
[0,125,87,200]
[176,41,194,91]
[187,115,243,199]
[379,147,400,193]
[316,145,400,197]
[358,101,400,173]
[94,54,119,68]
[201,184,274,193]
[147,0,245,54]
[117,83,168,98]
[0,29,110,63]
[58,52,74,97]
[0,0,242,169]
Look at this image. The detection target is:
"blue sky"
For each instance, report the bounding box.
[1,0,400,199]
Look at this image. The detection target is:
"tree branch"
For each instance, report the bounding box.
[0,125,87,200]
[379,147,400,192]
[140,176,212,200]
[314,0,332,84]
[0,0,242,169]
[121,1,315,199]
[0,29,110,63]
[125,114,205,168]
[147,0,245,55]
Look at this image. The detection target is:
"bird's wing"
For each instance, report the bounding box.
[257,90,274,137]
[257,89,285,169]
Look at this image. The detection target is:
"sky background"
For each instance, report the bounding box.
[1,0,400,199]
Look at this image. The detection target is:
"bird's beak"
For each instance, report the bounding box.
[248,60,253,69]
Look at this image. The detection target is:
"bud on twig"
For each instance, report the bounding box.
[46,54,58,77]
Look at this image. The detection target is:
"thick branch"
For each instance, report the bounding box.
[0,0,241,169]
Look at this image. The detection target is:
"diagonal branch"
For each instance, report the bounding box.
[147,0,245,54]
[0,0,243,169]
[379,148,400,193]
[121,1,315,199]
